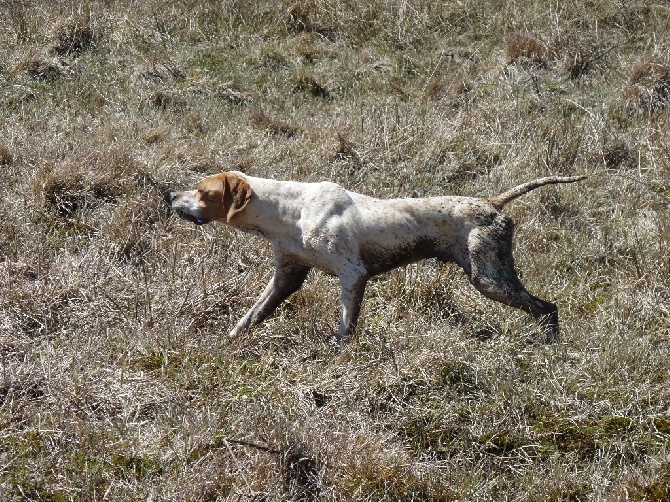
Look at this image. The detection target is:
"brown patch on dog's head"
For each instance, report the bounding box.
[195,172,253,223]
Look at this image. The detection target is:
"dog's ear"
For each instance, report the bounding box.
[222,173,253,222]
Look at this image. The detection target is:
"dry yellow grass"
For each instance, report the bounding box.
[1,1,670,500]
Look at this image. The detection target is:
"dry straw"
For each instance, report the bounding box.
[0,0,669,500]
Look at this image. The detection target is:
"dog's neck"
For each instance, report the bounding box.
[226,176,306,240]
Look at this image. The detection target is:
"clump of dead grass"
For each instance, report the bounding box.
[506,32,547,67]
[283,0,334,40]
[627,61,670,112]
[280,444,323,500]
[425,76,473,106]
[142,52,186,84]
[252,110,302,138]
[147,90,187,111]
[0,145,13,166]
[621,460,670,501]
[13,58,61,81]
[42,150,142,218]
[602,140,633,170]
[424,135,501,186]
[293,71,331,99]
[334,132,363,168]
[52,16,97,57]
[565,50,591,80]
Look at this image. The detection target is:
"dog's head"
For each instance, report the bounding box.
[170,172,253,225]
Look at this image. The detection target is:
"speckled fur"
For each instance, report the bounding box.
[171,172,586,343]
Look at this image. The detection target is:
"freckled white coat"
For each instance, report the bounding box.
[170,171,586,343]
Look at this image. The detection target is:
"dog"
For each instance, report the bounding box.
[170,171,586,343]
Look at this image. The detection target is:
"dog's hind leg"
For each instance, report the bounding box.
[229,264,311,337]
[466,217,560,342]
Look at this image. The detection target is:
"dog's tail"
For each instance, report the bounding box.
[488,175,588,210]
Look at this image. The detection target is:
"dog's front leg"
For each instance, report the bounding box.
[337,274,369,344]
[229,264,311,337]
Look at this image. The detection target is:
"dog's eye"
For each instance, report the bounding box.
[201,191,216,202]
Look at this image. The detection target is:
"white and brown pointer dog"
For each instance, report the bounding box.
[171,172,586,343]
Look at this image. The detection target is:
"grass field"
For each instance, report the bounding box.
[1,0,670,500]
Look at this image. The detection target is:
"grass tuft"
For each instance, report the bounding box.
[252,110,302,138]
[627,61,670,111]
[53,17,96,57]
[0,145,13,166]
[42,150,140,218]
[281,444,323,500]
[335,132,363,167]
[148,90,186,111]
[506,32,547,67]
[565,50,591,80]
[293,71,331,99]
[623,461,670,502]
[603,140,633,170]
[14,58,61,81]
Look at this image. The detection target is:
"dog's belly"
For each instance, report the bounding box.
[359,237,461,275]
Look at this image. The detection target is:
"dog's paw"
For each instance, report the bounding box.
[228,322,249,338]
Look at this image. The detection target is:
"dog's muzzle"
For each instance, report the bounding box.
[170,192,207,225]
[174,210,207,225]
